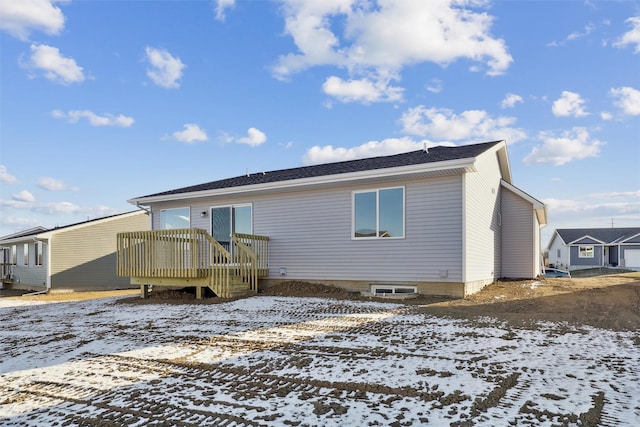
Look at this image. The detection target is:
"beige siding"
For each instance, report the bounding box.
[501,188,536,278]
[463,149,503,283]
[50,212,149,290]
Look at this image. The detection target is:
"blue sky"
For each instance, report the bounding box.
[1,0,639,245]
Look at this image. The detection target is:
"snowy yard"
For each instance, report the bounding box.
[1,295,639,426]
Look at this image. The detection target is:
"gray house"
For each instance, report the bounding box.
[547,227,640,271]
[118,140,547,298]
[1,211,149,292]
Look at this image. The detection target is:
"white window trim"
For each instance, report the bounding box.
[352,186,405,240]
[578,245,594,258]
[208,203,253,235]
[160,207,191,230]
[371,285,417,295]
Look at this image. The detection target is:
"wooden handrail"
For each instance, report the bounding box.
[117,229,268,297]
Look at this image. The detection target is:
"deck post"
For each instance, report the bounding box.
[141,284,149,299]
[196,286,203,300]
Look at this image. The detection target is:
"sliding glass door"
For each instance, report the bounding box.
[211,205,252,251]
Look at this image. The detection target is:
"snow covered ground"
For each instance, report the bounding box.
[1,295,638,426]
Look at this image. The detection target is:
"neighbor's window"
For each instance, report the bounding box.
[353,187,404,239]
[23,243,29,265]
[35,241,43,266]
[557,249,561,258]
[11,245,17,265]
[578,245,594,258]
[160,207,190,229]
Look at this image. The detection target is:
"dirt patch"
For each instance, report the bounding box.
[421,271,640,331]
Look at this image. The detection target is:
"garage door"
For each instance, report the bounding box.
[624,250,640,268]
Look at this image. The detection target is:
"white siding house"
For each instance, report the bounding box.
[123,141,547,297]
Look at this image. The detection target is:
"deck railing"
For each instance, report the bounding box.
[117,228,269,296]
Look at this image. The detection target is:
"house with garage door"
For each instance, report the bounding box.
[547,227,640,271]
[117,140,547,299]
[0,211,149,292]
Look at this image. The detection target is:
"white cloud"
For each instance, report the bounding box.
[32,201,80,215]
[214,0,235,21]
[322,76,403,104]
[523,127,604,166]
[543,191,640,235]
[610,86,640,116]
[12,190,35,203]
[0,0,65,40]
[237,127,267,146]
[0,165,18,184]
[172,123,208,144]
[552,91,588,117]
[500,93,523,109]
[302,137,446,165]
[567,23,595,41]
[272,0,512,103]
[145,47,185,89]
[24,43,85,85]
[400,106,526,144]
[613,16,640,53]
[425,78,442,94]
[600,111,613,121]
[51,109,134,127]
[37,176,78,191]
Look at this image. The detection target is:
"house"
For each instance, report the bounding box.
[117,140,547,299]
[0,211,149,292]
[547,227,640,271]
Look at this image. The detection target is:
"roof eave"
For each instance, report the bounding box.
[129,157,478,206]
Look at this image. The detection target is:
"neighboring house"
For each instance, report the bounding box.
[118,140,547,298]
[0,211,149,292]
[547,227,640,271]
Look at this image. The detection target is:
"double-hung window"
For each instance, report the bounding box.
[578,245,594,258]
[353,187,404,239]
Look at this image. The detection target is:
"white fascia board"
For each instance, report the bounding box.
[500,180,547,225]
[129,157,477,206]
[567,235,606,245]
[619,232,640,244]
[0,235,47,245]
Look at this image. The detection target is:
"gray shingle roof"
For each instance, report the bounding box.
[556,228,640,244]
[140,140,502,199]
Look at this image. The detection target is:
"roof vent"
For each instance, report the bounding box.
[423,142,429,153]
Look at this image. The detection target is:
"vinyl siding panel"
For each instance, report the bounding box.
[547,234,570,269]
[50,212,149,289]
[150,175,465,284]
[501,188,536,278]
[463,149,503,282]
[5,242,47,288]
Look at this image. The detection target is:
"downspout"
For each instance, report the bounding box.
[135,202,152,229]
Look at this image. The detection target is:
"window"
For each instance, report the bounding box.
[11,245,17,265]
[24,243,29,265]
[353,187,404,239]
[578,246,594,258]
[35,241,43,266]
[160,207,190,229]
[557,249,561,258]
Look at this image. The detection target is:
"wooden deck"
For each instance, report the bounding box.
[117,228,269,299]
